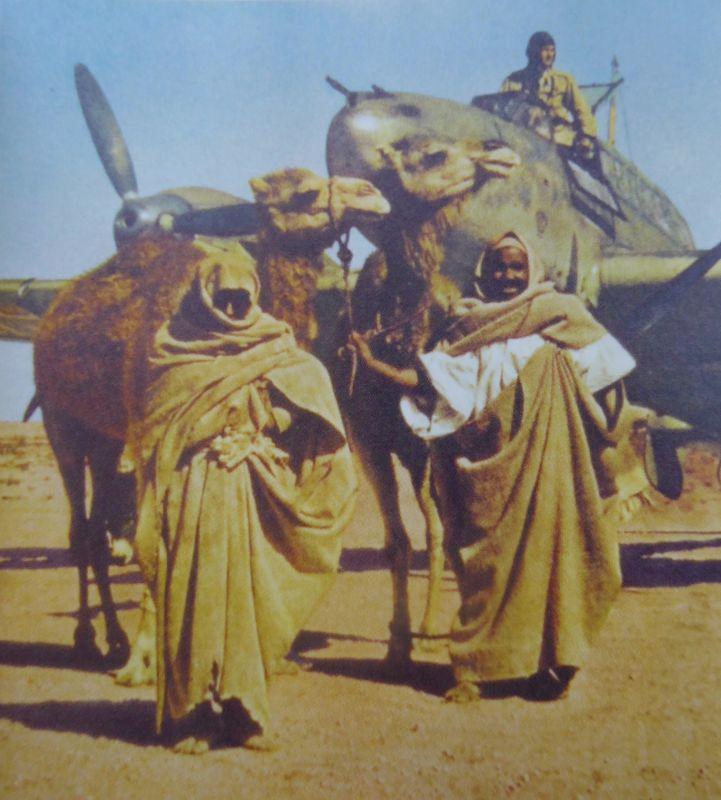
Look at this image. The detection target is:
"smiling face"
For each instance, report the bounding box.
[478,245,530,301]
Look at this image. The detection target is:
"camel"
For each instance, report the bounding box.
[33,169,390,673]
[337,134,519,671]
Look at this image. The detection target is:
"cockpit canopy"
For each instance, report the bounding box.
[471,92,556,142]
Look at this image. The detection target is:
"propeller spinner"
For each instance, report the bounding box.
[74,63,259,247]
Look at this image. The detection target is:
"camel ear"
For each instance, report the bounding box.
[249,176,271,202]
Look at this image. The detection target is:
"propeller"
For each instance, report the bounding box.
[74,64,138,199]
[625,239,721,337]
[74,63,261,247]
[166,203,261,237]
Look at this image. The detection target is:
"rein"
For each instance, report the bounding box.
[328,177,361,395]
[328,177,431,395]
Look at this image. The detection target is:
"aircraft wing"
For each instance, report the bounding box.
[0,279,67,342]
[599,246,721,335]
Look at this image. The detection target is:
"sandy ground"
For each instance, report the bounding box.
[1,421,721,799]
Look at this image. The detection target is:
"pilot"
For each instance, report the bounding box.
[502,31,598,160]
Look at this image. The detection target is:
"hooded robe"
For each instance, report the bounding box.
[402,232,640,684]
[131,239,356,731]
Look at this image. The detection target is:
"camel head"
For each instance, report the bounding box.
[375,135,519,208]
[249,168,390,248]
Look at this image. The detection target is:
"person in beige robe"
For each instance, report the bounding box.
[352,232,643,702]
[131,239,356,752]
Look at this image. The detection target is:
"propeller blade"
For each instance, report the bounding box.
[625,239,721,337]
[169,203,261,237]
[74,63,138,198]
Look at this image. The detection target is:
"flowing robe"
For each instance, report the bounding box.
[132,244,356,731]
[403,280,640,684]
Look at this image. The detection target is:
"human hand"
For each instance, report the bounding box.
[349,331,374,366]
[577,136,596,160]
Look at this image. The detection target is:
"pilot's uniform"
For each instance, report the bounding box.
[501,67,597,148]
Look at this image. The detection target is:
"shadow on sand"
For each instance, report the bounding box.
[621,537,721,588]
[0,699,155,745]
[48,599,139,620]
[0,547,74,570]
[305,654,539,701]
[307,654,456,698]
[0,639,122,673]
[340,547,455,584]
[294,629,389,653]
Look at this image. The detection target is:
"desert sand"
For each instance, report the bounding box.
[1,421,721,799]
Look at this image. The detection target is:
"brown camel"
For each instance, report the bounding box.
[33,169,390,670]
[337,134,519,671]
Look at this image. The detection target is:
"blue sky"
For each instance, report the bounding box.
[1,0,720,419]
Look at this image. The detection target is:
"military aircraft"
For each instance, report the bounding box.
[324,79,721,445]
[3,63,720,451]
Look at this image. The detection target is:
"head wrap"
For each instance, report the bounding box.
[445,230,607,356]
[473,231,541,302]
[526,31,556,62]
[194,237,263,330]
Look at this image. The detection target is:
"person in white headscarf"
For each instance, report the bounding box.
[352,231,646,702]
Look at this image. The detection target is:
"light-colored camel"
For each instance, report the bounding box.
[33,169,389,674]
[337,134,519,671]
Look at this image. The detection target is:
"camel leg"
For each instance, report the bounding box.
[73,560,102,661]
[360,444,414,675]
[42,407,103,663]
[87,440,130,668]
[409,455,446,652]
[115,586,157,686]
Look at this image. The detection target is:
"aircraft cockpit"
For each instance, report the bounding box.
[471,91,625,239]
[471,92,556,144]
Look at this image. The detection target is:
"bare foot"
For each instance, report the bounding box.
[444,681,481,703]
[170,703,221,754]
[173,735,213,756]
[114,652,155,686]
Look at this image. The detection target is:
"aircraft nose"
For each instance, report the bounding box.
[113,200,157,248]
[327,93,516,184]
[327,98,421,178]
[113,193,193,249]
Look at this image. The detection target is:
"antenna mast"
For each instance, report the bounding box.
[608,56,620,146]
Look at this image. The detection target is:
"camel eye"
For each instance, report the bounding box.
[422,150,447,169]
